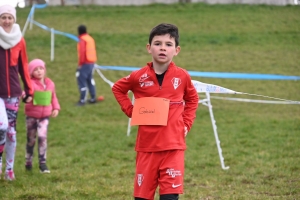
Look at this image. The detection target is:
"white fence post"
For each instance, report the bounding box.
[50,28,55,61]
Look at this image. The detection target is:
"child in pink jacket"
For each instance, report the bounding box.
[24,59,60,173]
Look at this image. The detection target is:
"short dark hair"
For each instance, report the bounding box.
[148,23,179,47]
[78,25,87,35]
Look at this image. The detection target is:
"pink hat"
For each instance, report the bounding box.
[0,5,17,22]
[28,59,46,76]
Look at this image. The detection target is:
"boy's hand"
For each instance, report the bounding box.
[51,110,59,118]
[184,126,188,137]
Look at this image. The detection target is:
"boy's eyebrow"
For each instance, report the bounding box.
[152,39,175,44]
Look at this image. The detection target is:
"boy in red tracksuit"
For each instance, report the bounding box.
[112,23,199,200]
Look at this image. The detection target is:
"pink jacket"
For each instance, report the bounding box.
[25,77,60,118]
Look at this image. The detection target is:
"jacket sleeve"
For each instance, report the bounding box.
[18,38,33,96]
[51,82,60,110]
[111,73,135,118]
[78,38,86,66]
[182,72,199,131]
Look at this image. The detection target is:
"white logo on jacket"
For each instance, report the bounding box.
[125,75,130,80]
[139,73,153,87]
[139,73,150,82]
[171,78,181,90]
[139,81,154,87]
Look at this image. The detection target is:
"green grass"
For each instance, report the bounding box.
[0,3,299,200]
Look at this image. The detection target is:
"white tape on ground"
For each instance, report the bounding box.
[95,67,114,88]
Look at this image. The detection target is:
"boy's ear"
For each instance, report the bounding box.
[175,46,181,56]
[146,43,151,54]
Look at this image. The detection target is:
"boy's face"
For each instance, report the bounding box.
[147,34,180,65]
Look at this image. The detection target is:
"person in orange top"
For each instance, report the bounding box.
[76,25,98,106]
[0,4,33,181]
[112,23,199,200]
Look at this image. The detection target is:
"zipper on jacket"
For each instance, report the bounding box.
[151,65,167,91]
[40,80,47,118]
[6,50,11,97]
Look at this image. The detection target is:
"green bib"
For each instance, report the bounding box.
[33,91,52,106]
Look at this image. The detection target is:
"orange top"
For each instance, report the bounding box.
[77,33,97,66]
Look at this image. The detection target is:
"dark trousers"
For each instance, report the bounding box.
[76,63,96,102]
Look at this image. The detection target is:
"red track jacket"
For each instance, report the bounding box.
[112,62,199,152]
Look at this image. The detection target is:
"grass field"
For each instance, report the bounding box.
[0,2,299,200]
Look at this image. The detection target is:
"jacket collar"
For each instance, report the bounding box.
[147,61,175,69]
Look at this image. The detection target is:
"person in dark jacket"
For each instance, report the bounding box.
[0,4,33,181]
